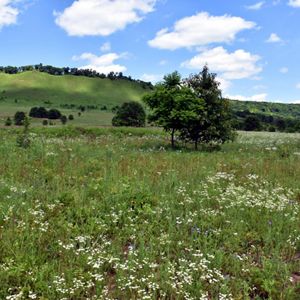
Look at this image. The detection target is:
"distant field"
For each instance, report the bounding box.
[0,129,299,299]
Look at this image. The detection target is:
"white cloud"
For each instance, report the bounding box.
[55,0,156,36]
[266,33,282,43]
[100,42,111,52]
[296,82,300,89]
[288,0,300,7]
[226,93,268,102]
[141,73,163,83]
[72,52,127,74]
[280,67,288,73]
[159,59,167,66]
[0,0,19,29]
[245,1,265,10]
[148,12,256,50]
[181,47,262,80]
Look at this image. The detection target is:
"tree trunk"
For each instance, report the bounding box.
[171,129,175,148]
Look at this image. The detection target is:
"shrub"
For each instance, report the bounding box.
[112,102,146,127]
[68,114,74,120]
[14,111,26,126]
[42,120,48,126]
[244,115,262,131]
[60,115,67,125]
[5,117,12,126]
[29,107,48,118]
[48,109,62,120]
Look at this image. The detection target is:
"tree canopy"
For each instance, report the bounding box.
[143,67,235,149]
[112,101,146,127]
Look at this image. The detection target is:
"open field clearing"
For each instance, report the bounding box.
[0,129,299,299]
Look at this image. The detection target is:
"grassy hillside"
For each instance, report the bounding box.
[1,71,300,128]
[0,71,149,108]
[229,99,300,119]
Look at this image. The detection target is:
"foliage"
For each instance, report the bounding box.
[60,115,67,125]
[68,114,74,121]
[144,68,235,148]
[47,109,62,120]
[14,111,26,126]
[5,117,12,126]
[244,115,262,131]
[29,106,48,118]
[112,101,146,127]
[183,66,235,147]
[42,120,48,126]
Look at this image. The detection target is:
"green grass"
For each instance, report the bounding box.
[0,71,150,127]
[0,129,299,299]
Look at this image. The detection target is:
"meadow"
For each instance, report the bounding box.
[0,128,299,299]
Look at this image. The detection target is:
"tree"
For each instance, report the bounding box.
[48,109,62,120]
[244,115,262,131]
[183,66,235,147]
[29,106,48,118]
[143,68,235,149]
[5,117,12,126]
[60,115,67,125]
[143,71,196,147]
[112,102,146,127]
[14,111,26,126]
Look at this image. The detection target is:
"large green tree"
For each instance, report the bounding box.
[183,66,235,147]
[143,67,235,149]
[143,71,205,148]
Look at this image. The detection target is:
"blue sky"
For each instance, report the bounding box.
[0,0,300,103]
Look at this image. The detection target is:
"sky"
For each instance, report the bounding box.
[0,0,300,103]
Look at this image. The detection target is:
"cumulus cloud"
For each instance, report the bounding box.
[245,1,265,10]
[72,52,127,74]
[288,0,300,7]
[181,47,262,80]
[148,12,256,50]
[140,73,163,83]
[0,0,19,29]
[225,93,268,102]
[266,33,282,43]
[55,0,156,36]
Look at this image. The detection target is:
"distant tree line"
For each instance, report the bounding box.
[0,64,153,90]
[232,109,300,132]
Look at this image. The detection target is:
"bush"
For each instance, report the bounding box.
[68,114,74,120]
[112,102,146,127]
[14,111,26,126]
[42,120,48,126]
[5,117,12,126]
[48,109,62,120]
[244,115,262,131]
[29,107,48,118]
[60,115,67,125]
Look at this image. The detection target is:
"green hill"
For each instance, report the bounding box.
[0,71,149,108]
[1,71,300,129]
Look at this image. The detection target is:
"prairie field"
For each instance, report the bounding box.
[0,129,299,299]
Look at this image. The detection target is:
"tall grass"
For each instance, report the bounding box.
[0,129,299,299]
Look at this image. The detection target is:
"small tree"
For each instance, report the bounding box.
[5,117,12,126]
[143,71,187,147]
[112,102,146,127]
[48,109,62,120]
[60,115,67,125]
[14,111,26,126]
